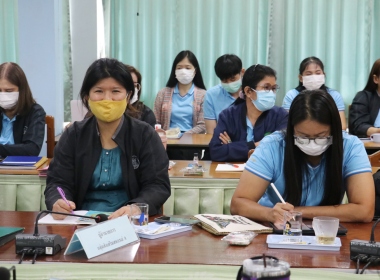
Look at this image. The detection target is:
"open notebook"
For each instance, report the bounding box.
[194,214,272,235]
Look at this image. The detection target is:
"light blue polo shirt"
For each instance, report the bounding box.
[169,83,194,132]
[204,84,236,122]
[0,114,16,145]
[246,116,254,142]
[245,131,371,207]
[282,88,345,111]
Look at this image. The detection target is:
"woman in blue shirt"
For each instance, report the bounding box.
[0,62,46,157]
[154,50,207,134]
[209,64,288,162]
[282,57,347,130]
[231,90,374,223]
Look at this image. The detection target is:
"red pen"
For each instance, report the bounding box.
[225,162,239,168]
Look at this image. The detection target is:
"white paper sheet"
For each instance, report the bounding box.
[37,210,89,225]
[215,164,246,172]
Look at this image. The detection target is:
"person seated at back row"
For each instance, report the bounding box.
[0,62,46,158]
[204,54,245,135]
[209,64,288,162]
[231,90,374,223]
[154,50,207,134]
[45,58,170,220]
[282,57,347,130]
[350,58,380,137]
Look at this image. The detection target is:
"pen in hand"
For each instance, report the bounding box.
[270,183,295,221]
[57,187,74,214]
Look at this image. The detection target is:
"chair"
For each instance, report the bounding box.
[45,115,55,158]
[368,150,380,167]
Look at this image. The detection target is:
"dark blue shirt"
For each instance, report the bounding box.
[209,102,289,162]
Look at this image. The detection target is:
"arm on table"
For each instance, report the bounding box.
[295,172,374,222]
[230,170,294,223]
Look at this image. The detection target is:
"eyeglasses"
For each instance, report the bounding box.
[255,83,280,93]
[134,83,141,91]
[294,136,333,145]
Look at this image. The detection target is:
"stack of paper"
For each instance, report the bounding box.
[136,222,192,239]
[37,165,49,177]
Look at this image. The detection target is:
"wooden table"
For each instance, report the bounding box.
[169,160,243,179]
[0,159,51,175]
[363,140,380,150]
[168,134,212,147]
[0,211,377,269]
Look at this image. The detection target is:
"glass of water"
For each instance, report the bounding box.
[283,211,302,242]
[130,203,149,228]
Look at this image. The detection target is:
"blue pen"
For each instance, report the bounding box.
[57,187,74,214]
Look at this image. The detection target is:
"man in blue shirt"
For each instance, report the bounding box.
[204,54,245,134]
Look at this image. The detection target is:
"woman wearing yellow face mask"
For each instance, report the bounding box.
[44,58,170,220]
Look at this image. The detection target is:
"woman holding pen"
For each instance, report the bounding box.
[230,89,374,223]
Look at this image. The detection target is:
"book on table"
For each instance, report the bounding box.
[194,214,272,235]
[0,156,48,169]
[0,227,24,247]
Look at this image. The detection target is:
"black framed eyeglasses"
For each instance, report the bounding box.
[255,83,280,93]
[294,136,333,145]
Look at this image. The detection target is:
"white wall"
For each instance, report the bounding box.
[18,0,64,156]
[70,0,100,99]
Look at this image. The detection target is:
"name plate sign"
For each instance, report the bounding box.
[64,215,139,259]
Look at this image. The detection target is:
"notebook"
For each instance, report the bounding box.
[0,156,48,169]
[135,222,192,239]
[215,164,246,172]
[194,214,272,236]
[0,227,24,247]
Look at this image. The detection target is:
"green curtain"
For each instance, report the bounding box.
[62,0,73,122]
[269,0,380,110]
[103,0,270,110]
[0,0,18,64]
[104,0,380,112]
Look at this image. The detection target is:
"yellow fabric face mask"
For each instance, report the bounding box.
[88,98,127,123]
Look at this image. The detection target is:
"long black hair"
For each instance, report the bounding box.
[233,64,276,106]
[363,58,380,92]
[80,58,139,118]
[166,50,206,90]
[296,57,328,93]
[283,89,343,206]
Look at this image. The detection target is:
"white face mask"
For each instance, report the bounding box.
[294,137,332,156]
[302,74,325,90]
[130,87,139,104]
[175,69,195,85]
[0,92,19,109]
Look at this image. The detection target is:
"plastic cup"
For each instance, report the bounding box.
[283,211,302,242]
[312,216,339,245]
